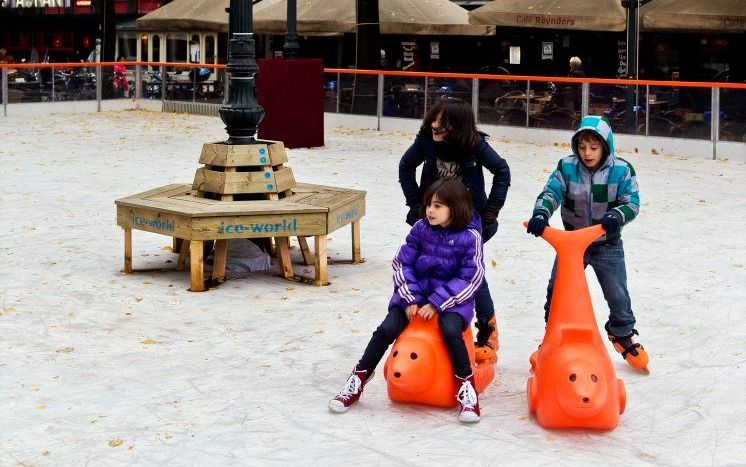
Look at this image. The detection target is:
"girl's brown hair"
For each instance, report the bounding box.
[419,98,478,151]
[420,179,474,231]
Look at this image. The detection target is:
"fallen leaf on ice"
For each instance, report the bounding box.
[55,347,74,353]
[141,340,158,345]
[108,438,124,448]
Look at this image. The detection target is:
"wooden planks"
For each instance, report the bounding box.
[192,167,296,195]
[117,182,366,290]
[198,141,288,167]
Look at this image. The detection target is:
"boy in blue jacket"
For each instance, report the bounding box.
[526,116,649,372]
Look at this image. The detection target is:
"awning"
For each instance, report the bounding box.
[468,0,627,32]
[137,0,493,36]
[136,0,230,33]
[641,0,746,33]
[253,0,495,36]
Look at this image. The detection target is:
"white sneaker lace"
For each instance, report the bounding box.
[336,373,362,401]
[456,379,477,410]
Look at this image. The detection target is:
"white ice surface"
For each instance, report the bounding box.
[1,110,744,466]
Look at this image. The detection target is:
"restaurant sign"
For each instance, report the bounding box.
[1,0,70,7]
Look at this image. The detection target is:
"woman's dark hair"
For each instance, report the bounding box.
[420,179,474,231]
[419,98,478,151]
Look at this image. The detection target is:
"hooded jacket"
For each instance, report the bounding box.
[399,132,510,214]
[389,213,484,327]
[533,116,640,243]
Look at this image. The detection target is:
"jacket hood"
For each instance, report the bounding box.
[571,116,615,166]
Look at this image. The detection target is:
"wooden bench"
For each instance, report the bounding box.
[115,140,365,291]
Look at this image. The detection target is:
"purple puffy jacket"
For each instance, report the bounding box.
[388,213,485,327]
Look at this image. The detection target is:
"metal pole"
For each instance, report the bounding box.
[51,65,55,102]
[526,81,531,128]
[472,78,479,123]
[161,64,166,103]
[336,72,340,113]
[424,76,429,116]
[283,0,300,59]
[2,67,7,117]
[135,64,142,100]
[376,73,383,131]
[192,66,197,102]
[711,87,720,160]
[220,0,265,144]
[644,84,650,136]
[581,82,589,117]
[96,64,102,112]
[223,71,229,104]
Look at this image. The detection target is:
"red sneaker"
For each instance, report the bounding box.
[455,374,480,423]
[328,367,374,413]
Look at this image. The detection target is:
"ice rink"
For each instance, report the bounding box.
[1,110,744,466]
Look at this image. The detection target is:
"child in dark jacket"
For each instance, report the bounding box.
[399,98,510,365]
[329,180,486,422]
[526,115,649,372]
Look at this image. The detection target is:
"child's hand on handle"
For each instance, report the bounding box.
[418,304,438,320]
[526,213,549,237]
[600,213,621,234]
[405,304,419,321]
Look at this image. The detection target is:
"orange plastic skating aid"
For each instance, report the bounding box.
[383,315,494,407]
[524,223,626,430]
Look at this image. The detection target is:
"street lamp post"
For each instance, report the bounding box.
[622,0,651,133]
[220,0,265,145]
[283,0,301,59]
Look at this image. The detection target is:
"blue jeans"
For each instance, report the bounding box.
[543,237,635,337]
[474,221,498,323]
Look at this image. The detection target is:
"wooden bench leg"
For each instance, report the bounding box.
[314,235,328,286]
[275,237,294,279]
[173,237,183,253]
[265,237,277,257]
[176,238,189,271]
[124,228,133,273]
[211,239,228,283]
[189,240,205,292]
[298,236,313,266]
[351,220,363,264]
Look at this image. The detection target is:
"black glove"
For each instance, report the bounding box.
[481,199,504,228]
[406,203,422,226]
[526,212,549,237]
[600,213,621,234]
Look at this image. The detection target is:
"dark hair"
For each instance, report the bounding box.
[573,130,609,158]
[419,98,478,151]
[420,179,473,231]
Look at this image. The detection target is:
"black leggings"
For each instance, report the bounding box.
[357,307,472,379]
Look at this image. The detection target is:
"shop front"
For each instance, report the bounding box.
[0,0,161,63]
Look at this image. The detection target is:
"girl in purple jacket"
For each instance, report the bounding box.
[329,180,486,423]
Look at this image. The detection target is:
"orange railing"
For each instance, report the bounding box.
[2,61,745,155]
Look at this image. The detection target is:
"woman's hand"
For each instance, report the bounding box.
[418,304,438,320]
[405,304,419,321]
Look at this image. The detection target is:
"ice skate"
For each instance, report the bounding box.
[605,324,649,373]
[474,316,499,364]
[328,367,374,413]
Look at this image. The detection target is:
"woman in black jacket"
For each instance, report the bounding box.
[398,98,511,364]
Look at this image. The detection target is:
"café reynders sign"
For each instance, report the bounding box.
[1,0,70,7]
